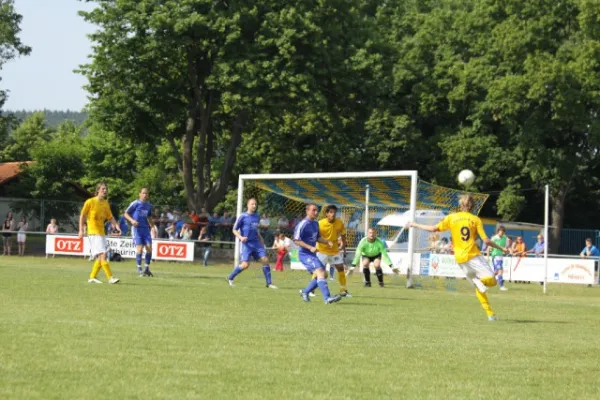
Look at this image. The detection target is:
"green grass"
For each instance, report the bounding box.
[1,257,600,400]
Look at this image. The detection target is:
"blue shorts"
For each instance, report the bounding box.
[132,227,152,246]
[492,257,504,272]
[299,252,325,274]
[240,242,267,262]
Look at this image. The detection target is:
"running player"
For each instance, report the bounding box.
[316,205,351,296]
[296,203,342,304]
[487,225,508,291]
[409,194,508,321]
[227,198,277,289]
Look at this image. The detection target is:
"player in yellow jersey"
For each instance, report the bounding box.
[409,195,508,321]
[79,183,122,284]
[316,205,351,297]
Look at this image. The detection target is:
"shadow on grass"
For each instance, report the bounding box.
[356,295,413,301]
[504,319,570,324]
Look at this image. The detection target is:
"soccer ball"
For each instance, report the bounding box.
[458,169,475,187]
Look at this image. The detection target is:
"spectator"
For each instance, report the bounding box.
[219,211,235,247]
[150,223,158,239]
[511,236,527,257]
[3,212,14,256]
[209,212,220,238]
[16,216,28,256]
[180,224,193,241]
[158,209,169,238]
[273,232,291,271]
[118,211,129,236]
[439,237,451,254]
[46,218,58,234]
[197,207,210,230]
[580,238,600,258]
[198,226,211,266]
[277,216,289,231]
[165,207,175,222]
[529,234,545,257]
[428,233,440,253]
[175,215,185,239]
[165,221,177,240]
[46,218,59,259]
[259,214,271,230]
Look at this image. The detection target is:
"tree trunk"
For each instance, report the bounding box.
[549,189,566,254]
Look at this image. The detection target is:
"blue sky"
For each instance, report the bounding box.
[2,0,96,111]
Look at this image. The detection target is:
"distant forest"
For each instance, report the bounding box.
[8,110,87,128]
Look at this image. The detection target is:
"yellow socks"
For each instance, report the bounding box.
[89,260,102,279]
[475,289,495,317]
[101,261,113,279]
[338,270,347,291]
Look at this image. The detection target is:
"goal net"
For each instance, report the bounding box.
[236,171,488,287]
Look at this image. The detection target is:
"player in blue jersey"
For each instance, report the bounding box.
[227,198,277,289]
[124,188,154,277]
[296,203,342,304]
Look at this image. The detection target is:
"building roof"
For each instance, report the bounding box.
[0,161,33,185]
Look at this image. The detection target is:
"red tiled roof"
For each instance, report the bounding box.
[0,161,33,185]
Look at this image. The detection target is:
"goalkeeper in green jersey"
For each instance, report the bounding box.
[351,228,393,287]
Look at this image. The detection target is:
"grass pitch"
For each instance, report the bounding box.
[1,257,599,399]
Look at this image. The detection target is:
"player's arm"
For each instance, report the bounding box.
[109,217,121,235]
[232,217,247,243]
[316,236,333,247]
[408,222,439,232]
[257,230,266,247]
[351,239,366,266]
[378,239,394,267]
[78,201,90,238]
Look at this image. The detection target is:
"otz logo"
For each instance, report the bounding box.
[55,237,84,253]
[157,243,187,258]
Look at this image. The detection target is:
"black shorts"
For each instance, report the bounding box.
[2,233,11,238]
[363,254,381,263]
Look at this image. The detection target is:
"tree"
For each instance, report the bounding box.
[79,0,381,212]
[0,0,31,145]
[1,112,53,161]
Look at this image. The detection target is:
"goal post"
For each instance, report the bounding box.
[235,170,487,287]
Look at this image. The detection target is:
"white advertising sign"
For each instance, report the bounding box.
[46,235,194,262]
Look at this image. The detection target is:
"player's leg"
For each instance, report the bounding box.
[494,257,507,291]
[258,250,277,289]
[227,244,250,285]
[143,242,153,276]
[373,256,384,287]
[362,256,372,287]
[300,255,341,304]
[465,257,496,320]
[135,243,144,276]
[329,263,335,281]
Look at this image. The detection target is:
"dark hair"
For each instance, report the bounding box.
[497,225,505,233]
[324,204,338,214]
[586,238,592,242]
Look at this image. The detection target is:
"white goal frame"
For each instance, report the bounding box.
[235,170,419,288]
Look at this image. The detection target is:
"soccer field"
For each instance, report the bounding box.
[1,258,599,400]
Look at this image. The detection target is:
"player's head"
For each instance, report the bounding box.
[50,218,56,224]
[324,204,337,222]
[367,227,377,241]
[139,188,149,201]
[305,203,319,220]
[247,198,257,213]
[537,234,544,242]
[497,225,505,235]
[458,194,474,212]
[586,238,592,246]
[95,183,108,199]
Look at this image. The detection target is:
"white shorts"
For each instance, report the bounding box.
[458,255,494,279]
[317,252,344,266]
[88,235,107,256]
[17,233,26,243]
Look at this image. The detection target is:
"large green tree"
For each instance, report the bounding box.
[79,0,380,211]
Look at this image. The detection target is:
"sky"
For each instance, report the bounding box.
[2,0,96,111]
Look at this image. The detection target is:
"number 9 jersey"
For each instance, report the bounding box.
[436,212,488,264]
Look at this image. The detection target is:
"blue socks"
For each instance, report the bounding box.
[136,253,142,269]
[262,265,272,286]
[228,265,243,281]
[317,278,331,300]
[145,252,152,267]
[329,265,335,279]
[303,278,319,294]
[497,273,504,288]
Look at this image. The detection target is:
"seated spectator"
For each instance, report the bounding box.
[511,236,527,257]
[529,234,545,257]
[175,217,185,239]
[198,226,211,266]
[165,221,176,240]
[180,224,194,241]
[580,238,600,258]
